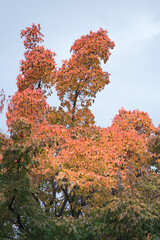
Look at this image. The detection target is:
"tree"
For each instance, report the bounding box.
[0,89,5,114]
[148,124,160,172]
[0,24,159,240]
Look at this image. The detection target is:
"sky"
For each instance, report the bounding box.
[0,0,160,133]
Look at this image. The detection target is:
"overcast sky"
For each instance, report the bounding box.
[0,0,160,133]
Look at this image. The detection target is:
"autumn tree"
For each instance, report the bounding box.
[0,24,159,240]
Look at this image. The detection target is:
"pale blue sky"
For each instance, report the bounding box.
[0,0,160,133]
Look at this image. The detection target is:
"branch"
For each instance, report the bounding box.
[57,198,68,217]
[8,195,25,231]
[71,88,80,124]
[61,185,75,217]
[8,195,15,211]
[32,193,41,205]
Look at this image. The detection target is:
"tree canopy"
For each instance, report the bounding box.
[0,24,159,240]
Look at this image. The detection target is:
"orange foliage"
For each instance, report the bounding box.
[5,24,156,211]
[17,24,56,93]
[55,28,115,126]
[6,88,49,130]
[112,108,155,136]
[20,23,44,50]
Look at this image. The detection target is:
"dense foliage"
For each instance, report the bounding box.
[0,24,159,240]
